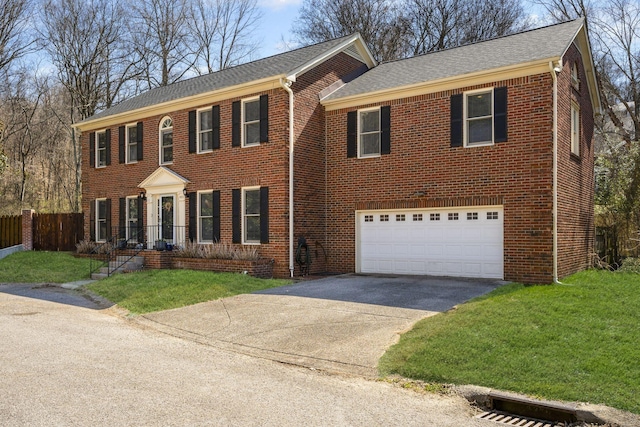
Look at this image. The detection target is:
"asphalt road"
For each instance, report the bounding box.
[0,283,497,427]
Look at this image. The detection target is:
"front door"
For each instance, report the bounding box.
[158,195,175,243]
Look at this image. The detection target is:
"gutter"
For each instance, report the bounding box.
[280,78,295,277]
[549,61,562,284]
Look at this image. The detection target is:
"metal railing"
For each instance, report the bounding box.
[89,225,187,277]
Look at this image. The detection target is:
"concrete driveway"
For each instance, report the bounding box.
[139,274,504,376]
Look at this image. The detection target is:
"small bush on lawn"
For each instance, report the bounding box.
[618,257,640,273]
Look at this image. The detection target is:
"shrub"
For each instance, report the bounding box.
[174,242,260,261]
[618,257,640,273]
[76,239,97,254]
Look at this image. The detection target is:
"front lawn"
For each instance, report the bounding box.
[379,270,640,414]
[0,251,93,283]
[87,269,290,314]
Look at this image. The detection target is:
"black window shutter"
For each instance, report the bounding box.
[89,132,95,167]
[89,201,95,241]
[232,101,241,147]
[105,199,112,240]
[188,192,196,242]
[213,190,220,242]
[137,195,144,240]
[494,87,508,143]
[347,111,357,158]
[260,187,269,244]
[212,105,220,149]
[188,110,197,153]
[118,126,125,164]
[260,94,269,143]
[137,122,144,160]
[381,106,391,155]
[232,189,241,243]
[450,94,463,147]
[105,129,112,165]
[119,197,126,238]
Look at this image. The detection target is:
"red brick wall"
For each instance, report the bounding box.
[291,53,368,275]
[325,75,558,284]
[81,53,366,278]
[556,43,595,277]
[81,89,292,275]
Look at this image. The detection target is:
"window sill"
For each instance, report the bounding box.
[357,154,381,159]
[125,161,138,165]
[464,141,494,148]
[241,143,260,148]
[570,152,581,162]
[197,150,213,154]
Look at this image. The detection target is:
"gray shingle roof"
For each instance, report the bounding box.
[323,19,584,101]
[83,34,357,123]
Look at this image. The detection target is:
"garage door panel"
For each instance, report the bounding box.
[358,207,503,279]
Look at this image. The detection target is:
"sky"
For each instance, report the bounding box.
[256,0,303,57]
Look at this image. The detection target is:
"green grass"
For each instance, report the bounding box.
[379,270,640,414]
[87,269,290,314]
[0,251,93,283]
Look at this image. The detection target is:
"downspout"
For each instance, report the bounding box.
[281,78,295,278]
[549,61,562,284]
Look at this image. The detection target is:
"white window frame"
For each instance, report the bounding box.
[358,107,381,158]
[571,102,580,156]
[96,129,107,168]
[242,186,261,244]
[464,88,494,147]
[159,116,173,165]
[198,190,214,243]
[242,97,260,147]
[96,198,108,242]
[126,196,139,242]
[125,123,138,164]
[197,107,213,153]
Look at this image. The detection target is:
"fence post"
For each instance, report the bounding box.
[22,209,35,251]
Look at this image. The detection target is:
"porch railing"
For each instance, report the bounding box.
[89,225,187,277]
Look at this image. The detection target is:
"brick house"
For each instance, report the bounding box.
[76,18,600,283]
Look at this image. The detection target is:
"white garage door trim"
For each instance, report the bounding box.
[356,206,504,279]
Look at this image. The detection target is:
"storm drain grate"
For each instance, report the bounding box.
[476,410,563,427]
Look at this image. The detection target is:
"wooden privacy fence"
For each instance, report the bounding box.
[33,213,83,251]
[0,215,21,249]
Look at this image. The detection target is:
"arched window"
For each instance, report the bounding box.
[159,116,173,165]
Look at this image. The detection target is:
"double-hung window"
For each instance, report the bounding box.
[571,102,580,156]
[243,98,260,147]
[198,191,214,243]
[359,108,381,157]
[243,188,261,243]
[159,117,173,165]
[96,199,108,242]
[126,124,138,163]
[198,109,213,152]
[96,130,107,167]
[465,89,494,146]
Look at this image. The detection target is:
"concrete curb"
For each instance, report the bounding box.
[455,385,640,426]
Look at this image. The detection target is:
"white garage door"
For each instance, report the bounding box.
[357,207,503,279]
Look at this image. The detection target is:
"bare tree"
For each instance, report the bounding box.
[130,0,197,87]
[190,0,262,73]
[406,0,528,56]
[292,0,411,62]
[39,0,130,211]
[0,0,34,73]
